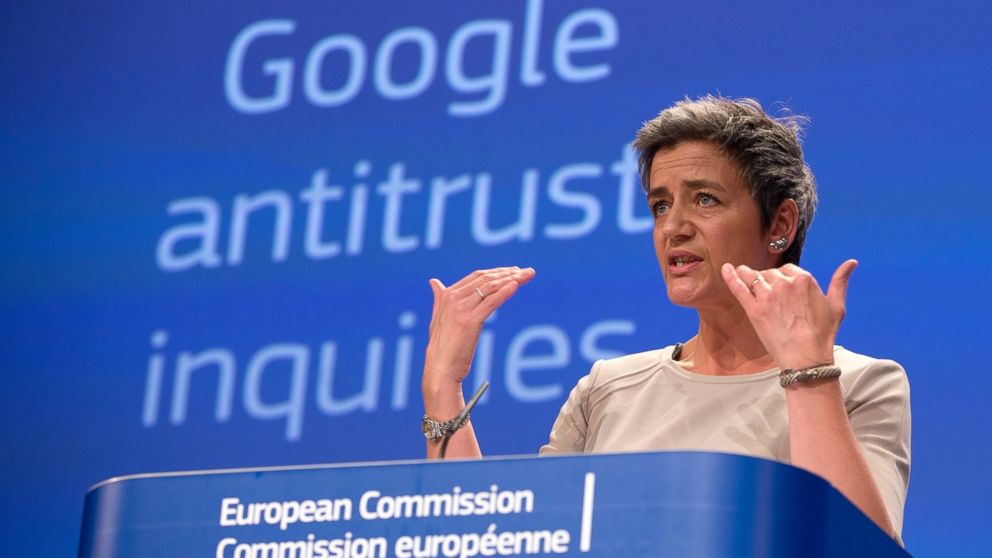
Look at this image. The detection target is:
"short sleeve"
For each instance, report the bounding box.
[844,359,912,540]
[539,361,601,455]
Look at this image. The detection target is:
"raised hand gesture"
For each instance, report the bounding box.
[720,260,857,370]
[424,266,536,390]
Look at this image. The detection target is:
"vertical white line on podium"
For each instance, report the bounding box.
[580,472,596,552]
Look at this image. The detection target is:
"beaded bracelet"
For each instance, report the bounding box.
[779,365,841,388]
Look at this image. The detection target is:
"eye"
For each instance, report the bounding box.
[651,200,671,216]
[698,192,719,206]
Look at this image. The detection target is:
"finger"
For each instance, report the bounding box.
[464,266,536,300]
[734,264,760,283]
[737,264,772,296]
[446,268,490,291]
[509,266,537,286]
[777,263,822,292]
[826,259,858,309]
[762,267,789,285]
[428,278,445,319]
[448,267,515,291]
[469,278,524,322]
[778,263,803,277]
[721,263,758,311]
[451,266,523,296]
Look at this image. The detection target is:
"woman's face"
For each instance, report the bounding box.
[648,141,778,309]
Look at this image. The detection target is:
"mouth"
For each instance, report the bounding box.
[667,252,703,274]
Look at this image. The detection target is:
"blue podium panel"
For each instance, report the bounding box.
[79,451,907,558]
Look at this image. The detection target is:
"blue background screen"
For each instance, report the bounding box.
[1,1,989,556]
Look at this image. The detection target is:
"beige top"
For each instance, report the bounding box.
[540,345,911,538]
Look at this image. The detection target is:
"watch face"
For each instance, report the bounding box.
[421,417,437,438]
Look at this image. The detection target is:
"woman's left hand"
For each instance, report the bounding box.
[720,260,858,370]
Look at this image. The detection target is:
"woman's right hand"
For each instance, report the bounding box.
[422,266,536,392]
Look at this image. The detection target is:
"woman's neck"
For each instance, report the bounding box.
[680,303,777,375]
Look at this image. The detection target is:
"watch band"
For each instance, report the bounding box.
[422,413,470,441]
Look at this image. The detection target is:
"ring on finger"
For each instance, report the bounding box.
[748,274,765,293]
[474,287,486,300]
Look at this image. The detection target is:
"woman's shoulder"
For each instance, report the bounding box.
[833,346,910,398]
[833,346,906,373]
[558,347,677,414]
[596,346,674,373]
[581,346,677,392]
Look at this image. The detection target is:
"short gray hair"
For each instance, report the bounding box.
[632,95,817,265]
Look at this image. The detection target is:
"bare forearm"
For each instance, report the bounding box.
[423,377,482,459]
[786,377,893,536]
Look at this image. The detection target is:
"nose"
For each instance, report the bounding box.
[659,199,694,242]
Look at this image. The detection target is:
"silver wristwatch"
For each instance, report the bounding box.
[421,414,469,441]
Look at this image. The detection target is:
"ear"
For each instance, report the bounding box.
[767,198,798,259]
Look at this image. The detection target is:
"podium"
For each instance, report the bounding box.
[79,451,908,557]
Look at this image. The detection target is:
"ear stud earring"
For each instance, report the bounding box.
[769,237,788,252]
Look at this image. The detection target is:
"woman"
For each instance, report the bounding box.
[420,96,910,543]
